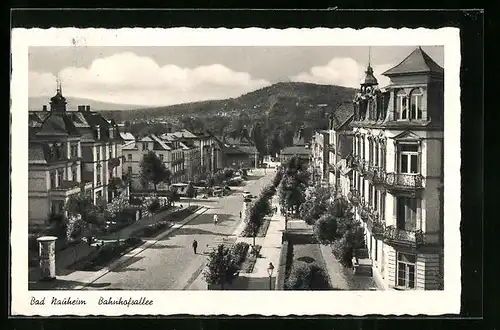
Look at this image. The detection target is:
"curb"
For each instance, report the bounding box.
[73,206,209,290]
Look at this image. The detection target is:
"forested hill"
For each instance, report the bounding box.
[98,82,357,123]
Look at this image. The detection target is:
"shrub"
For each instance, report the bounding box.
[332,226,365,268]
[285,263,331,290]
[230,242,250,265]
[148,199,161,213]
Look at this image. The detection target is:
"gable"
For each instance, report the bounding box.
[391,130,421,141]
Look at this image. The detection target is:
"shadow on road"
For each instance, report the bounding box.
[29,278,112,290]
[163,227,229,238]
[146,244,184,250]
[109,256,144,272]
[112,267,146,273]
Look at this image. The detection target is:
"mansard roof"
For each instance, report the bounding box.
[383,47,444,76]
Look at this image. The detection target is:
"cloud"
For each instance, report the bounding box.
[29,52,271,106]
[289,57,393,89]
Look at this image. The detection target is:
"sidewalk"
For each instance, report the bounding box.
[29,205,186,283]
[29,207,208,290]
[186,195,285,290]
[320,243,380,291]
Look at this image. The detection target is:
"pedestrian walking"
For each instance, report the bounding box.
[239,211,242,218]
[192,239,198,254]
[213,214,219,225]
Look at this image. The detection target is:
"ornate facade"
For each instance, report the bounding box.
[349,47,444,290]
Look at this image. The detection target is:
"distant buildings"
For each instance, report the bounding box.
[327,102,355,194]
[310,130,329,185]
[219,128,259,169]
[28,85,124,227]
[122,134,186,188]
[349,47,444,290]
[280,128,311,165]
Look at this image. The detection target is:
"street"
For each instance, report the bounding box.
[86,169,275,290]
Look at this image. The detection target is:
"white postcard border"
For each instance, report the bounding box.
[11,27,461,316]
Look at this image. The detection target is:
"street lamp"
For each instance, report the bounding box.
[267,262,275,290]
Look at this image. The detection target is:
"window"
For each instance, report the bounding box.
[109,147,113,159]
[380,143,386,171]
[142,143,149,151]
[399,144,419,174]
[410,88,423,120]
[380,192,386,219]
[374,239,378,261]
[57,170,63,186]
[368,139,373,165]
[396,90,408,120]
[368,183,373,207]
[72,167,78,182]
[96,164,102,185]
[159,154,164,161]
[374,188,379,210]
[70,144,78,158]
[397,253,416,289]
[127,154,132,161]
[396,197,419,230]
[374,142,379,166]
[50,171,57,188]
[128,166,133,174]
[96,147,100,162]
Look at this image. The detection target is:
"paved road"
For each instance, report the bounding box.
[87,169,275,290]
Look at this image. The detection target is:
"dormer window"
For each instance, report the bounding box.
[96,126,101,140]
[410,88,424,120]
[396,89,408,120]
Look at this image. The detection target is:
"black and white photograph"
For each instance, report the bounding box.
[11,27,461,316]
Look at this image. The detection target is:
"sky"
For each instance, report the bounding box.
[29,46,444,107]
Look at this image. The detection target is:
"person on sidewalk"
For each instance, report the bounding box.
[213,214,218,226]
[239,211,242,219]
[192,239,198,254]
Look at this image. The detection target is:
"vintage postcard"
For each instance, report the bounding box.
[11,27,461,316]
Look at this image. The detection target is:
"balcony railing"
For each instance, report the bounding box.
[385,173,424,189]
[351,155,360,168]
[347,189,360,206]
[382,225,425,247]
[372,168,386,185]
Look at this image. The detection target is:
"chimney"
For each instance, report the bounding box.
[77,105,83,112]
[86,105,91,112]
[42,105,47,112]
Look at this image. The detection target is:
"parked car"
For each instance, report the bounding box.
[243,191,252,199]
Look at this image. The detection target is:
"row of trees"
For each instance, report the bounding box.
[302,185,366,267]
[273,156,365,267]
[203,167,283,290]
[278,157,309,216]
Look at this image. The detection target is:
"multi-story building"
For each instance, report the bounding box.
[310,130,330,185]
[28,85,123,226]
[327,102,355,193]
[219,132,258,169]
[122,134,186,189]
[280,127,311,166]
[162,128,223,173]
[349,47,444,290]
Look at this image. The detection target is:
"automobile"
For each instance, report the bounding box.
[243,191,252,199]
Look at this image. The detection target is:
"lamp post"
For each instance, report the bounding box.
[267,262,275,290]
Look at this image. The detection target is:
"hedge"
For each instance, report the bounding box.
[230,242,250,266]
[285,262,331,290]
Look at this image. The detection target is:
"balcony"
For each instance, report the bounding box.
[351,155,360,168]
[385,173,424,190]
[50,180,81,197]
[108,157,121,169]
[347,189,360,206]
[382,225,425,248]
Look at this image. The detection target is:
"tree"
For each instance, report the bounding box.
[64,192,104,262]
[314,196,365,267]
[139,151,169,192]
[285,263,331,290]
[313,213,338,245]
[299,186,331,225]
[272,168,283,187]
[245,196,272,246]
[261,184,277,200]
[278,175,307,216]
[203,244,239,290]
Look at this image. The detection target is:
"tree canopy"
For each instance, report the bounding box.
[203,244,240,290]
[139,151,171,191]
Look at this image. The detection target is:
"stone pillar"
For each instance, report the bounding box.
[37,236,57,281]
